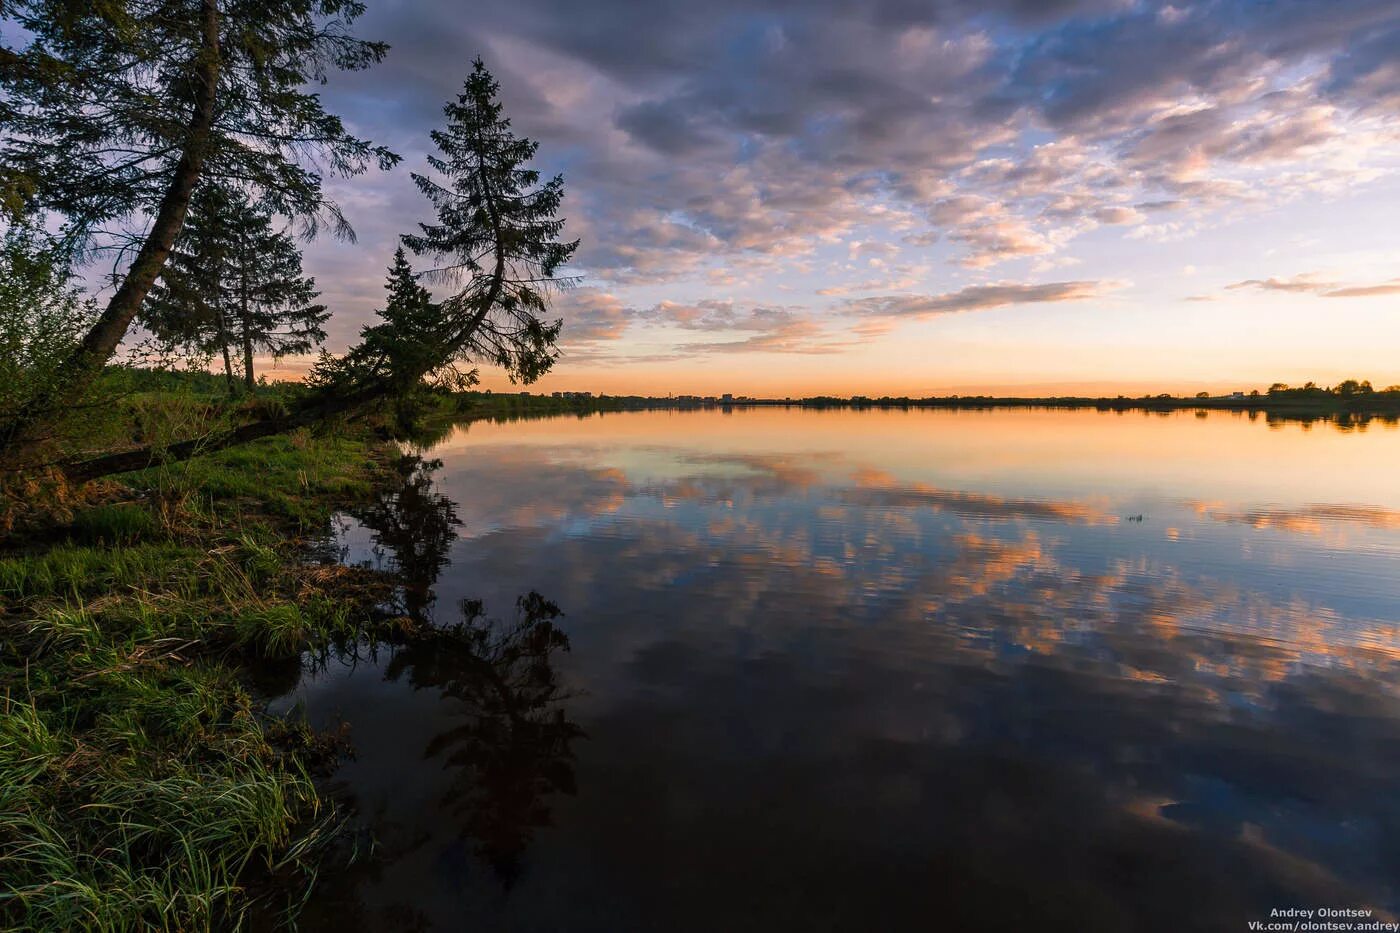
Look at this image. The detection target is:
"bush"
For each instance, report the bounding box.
[0,224,99,430]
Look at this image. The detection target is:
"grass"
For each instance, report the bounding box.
[0,409,400,931]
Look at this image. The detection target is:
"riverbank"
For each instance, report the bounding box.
[449,387,1400,426]
[0,420,406,930]
[784,393,1400,419]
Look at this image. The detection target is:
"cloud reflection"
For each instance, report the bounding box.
[297,426,1400,930]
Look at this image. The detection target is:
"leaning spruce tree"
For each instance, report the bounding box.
[0,0,395,456]
[66,59,577,483]
[312,58,578,397]
[400,58,579,385]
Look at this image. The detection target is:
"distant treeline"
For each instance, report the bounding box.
[102,371,1400,419]
[1262,379,1400,402]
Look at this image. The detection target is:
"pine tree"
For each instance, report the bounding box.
[401,58,579,385]
[142,186,328,393]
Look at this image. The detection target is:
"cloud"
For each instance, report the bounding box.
[556,297,871,358]
[637,299,755,332]
[676,320,854,355]
[556,288,635,343]
[1323,281,1400,298]
[657,304,858,355]
[843,280,1113,320]
[1226,275,1341,294]
[1225,274,1400,298]
[264,0,1400,360]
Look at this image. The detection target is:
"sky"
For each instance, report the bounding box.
[278,0,1400,396]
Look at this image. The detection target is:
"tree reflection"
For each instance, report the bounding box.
[348,454,460,621]
[382,592,583,887]
[321,454,584,892]
[291,448,587,926]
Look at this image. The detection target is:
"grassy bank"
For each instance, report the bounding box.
[0,420,400,931]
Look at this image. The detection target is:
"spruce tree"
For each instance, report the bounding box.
[142,186,328,393]
[141,186,241,391]
[401,58,579,385]
[228,205,329,390]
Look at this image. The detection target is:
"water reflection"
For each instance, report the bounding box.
[290,409,1400,931]
[381,593,581,887]
[346,454,461,620]
[290,589,581,928]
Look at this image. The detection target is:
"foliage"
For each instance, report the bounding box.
[0,0,396,454]
[310,248,471,399]
[0,224,99,429]
[400,58,578,385]
[0,0,397,239]
[1267,379,1399,402]
[308,59,577,435]
[141,185,328,390]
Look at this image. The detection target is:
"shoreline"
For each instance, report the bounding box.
[447,389,1400,425]
[0,420,407,929]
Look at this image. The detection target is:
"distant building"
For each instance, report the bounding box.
[721,393,733,402]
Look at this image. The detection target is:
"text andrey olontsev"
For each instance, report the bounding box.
[1249,908,1395,933]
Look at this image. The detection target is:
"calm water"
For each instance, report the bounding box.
[279,407,1400,931]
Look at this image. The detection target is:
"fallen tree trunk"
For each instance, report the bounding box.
[58,382,387,484]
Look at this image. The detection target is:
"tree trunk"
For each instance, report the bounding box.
[60,381,389,483]
[240,243,255,391]
[216,305,237,397]
[0,0,222,458]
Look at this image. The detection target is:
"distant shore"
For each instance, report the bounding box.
[456,388,1400,424]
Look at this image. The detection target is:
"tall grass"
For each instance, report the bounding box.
[0,690,325,932]
[0,419,395,931]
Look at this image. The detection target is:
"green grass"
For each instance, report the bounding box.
[0,413,398,931]
[125,431,382,532]
[0,673,324,931]
[68,504,160,546]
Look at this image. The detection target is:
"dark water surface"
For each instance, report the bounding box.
[278,408,1400,931]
